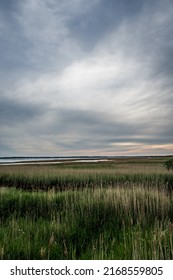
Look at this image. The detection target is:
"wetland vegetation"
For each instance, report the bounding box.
[0,157,173,259]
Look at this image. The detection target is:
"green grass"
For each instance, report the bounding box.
[0,158,173,259]
[0,186,173,260]
[0,160,173,192]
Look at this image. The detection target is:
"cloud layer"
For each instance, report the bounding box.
[0,0,173,156]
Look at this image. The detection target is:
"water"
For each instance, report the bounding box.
[0,157,109,165]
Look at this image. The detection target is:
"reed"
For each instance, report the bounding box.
[0,158,172,259]
[0,163,173,192]
[0,184,172,259]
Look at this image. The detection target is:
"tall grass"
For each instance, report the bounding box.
[0,185,172,260]
[0,159,173,259]
[0,162,173,192]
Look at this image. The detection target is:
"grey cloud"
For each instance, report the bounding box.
[0,96,44,124]
[0,0,173,156]
[0,142,14,156]
[47,107,173,149]
[67,0,147,50]
[47,109,136,134]
[35,109,148,146]
[0,0,16,11]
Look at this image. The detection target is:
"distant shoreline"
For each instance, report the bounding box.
[0,155,172,166]
[0,157,110,165]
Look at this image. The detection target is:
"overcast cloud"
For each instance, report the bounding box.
[0,0,173,156]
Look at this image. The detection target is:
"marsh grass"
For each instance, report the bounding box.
[0,162,173,192]
[0,185,172,259]
[0,158,173,259]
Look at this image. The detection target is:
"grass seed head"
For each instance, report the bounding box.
[49,232,55,247]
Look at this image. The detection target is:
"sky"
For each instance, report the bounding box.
[0,0,173,157]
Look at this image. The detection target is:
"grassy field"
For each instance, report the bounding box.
[0,157,173,259]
